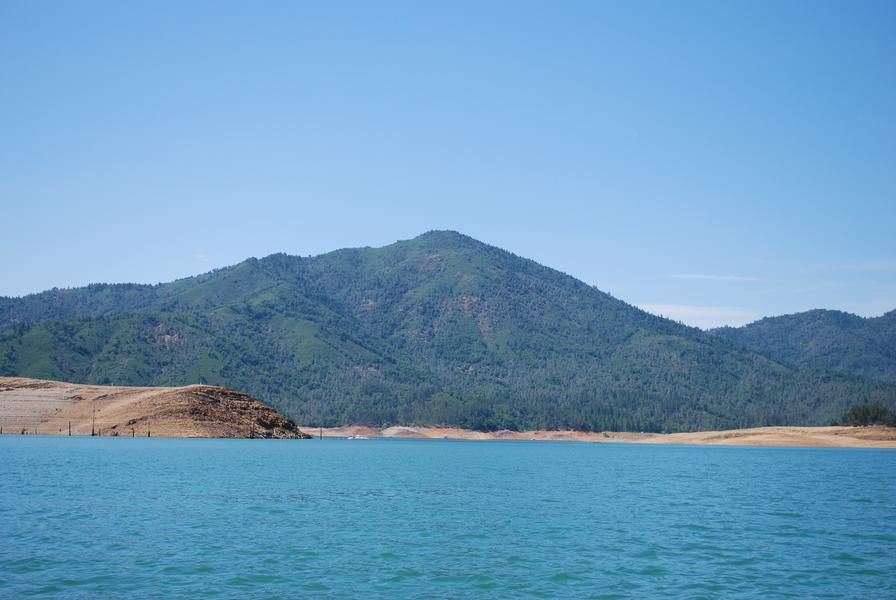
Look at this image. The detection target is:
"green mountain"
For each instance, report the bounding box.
[712,309,896,385]
[2,231,894,431]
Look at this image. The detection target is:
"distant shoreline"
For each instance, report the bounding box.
[3,424,894,448]
[3,376,893,447]
[298,424,896,448]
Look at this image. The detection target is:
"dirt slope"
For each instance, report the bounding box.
[0,377,310,439]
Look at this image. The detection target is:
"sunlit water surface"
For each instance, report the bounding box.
[1,436,894,598]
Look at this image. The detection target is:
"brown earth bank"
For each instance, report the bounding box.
[299,424,896,448]
[2,376,892,446]
[0,377,311,439]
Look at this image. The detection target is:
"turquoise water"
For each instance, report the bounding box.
[1,437,895,598]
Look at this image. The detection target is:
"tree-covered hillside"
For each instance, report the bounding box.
[712,309,896,385]
[2,231,894,432]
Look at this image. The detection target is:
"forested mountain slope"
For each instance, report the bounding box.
[2,231,894,431]
[713,310,896,385]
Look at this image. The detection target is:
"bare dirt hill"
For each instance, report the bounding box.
[0,377,311,439]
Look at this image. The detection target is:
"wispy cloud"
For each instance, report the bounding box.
[670,273,764,282]
[639,304,762,329]
[830,259,896,272]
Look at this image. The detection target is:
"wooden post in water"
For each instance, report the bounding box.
[319,427,322,440]
[91,407,96,436]
[69,421,72,436]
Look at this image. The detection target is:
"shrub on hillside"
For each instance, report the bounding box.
[841,404,896,427]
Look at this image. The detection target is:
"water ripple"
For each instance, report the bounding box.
[1,436,895,598]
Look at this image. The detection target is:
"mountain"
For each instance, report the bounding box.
[1,231,894,432]
[712,309,896,385]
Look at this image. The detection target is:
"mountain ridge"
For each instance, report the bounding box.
[1,231,894,432]
[712,308,896,385]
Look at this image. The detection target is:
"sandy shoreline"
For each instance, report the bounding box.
[297,424,896,448]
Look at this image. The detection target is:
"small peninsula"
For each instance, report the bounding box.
[0,377,310,439]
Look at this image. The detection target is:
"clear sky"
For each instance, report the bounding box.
[1,1,894,328]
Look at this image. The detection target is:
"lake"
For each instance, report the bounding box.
[1,436,894,598]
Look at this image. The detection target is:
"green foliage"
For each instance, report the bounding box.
[712,309,896,384]
[2,231,895,432]
[841,404,896,427]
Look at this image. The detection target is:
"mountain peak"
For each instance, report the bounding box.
[414,229,467,240]
[408,230,482,248]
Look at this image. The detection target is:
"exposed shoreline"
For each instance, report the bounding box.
[0,376,308,439]
[298,424,896,448]
[3,377,893,447]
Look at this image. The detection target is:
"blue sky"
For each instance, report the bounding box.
[1,1,894,328]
